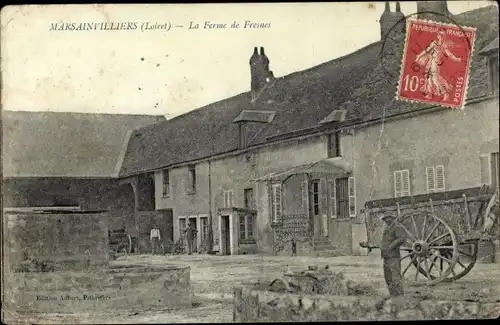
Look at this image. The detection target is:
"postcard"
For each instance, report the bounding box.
[1,2,499,323]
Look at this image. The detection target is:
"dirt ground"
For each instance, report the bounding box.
[4,254,500,324]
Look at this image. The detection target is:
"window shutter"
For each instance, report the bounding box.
[435,165,445,191]
[394,171,402,197]
[348,176,356,218]
[301,180,309,217]
[275,184,282,222]
[426,166,435,193]
[402,169,411,196]
[272,184,282,222]
[229,190,233,208]
[319,179,327,215]
[328,180,336,218]
[269,184,275,222]
[480,155,491,185]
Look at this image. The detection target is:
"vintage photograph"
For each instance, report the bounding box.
[1,1,499,323]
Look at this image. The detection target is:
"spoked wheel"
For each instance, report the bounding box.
[420,239,478,282]
[396,211,459,286]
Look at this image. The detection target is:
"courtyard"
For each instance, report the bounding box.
[4,253,500,324]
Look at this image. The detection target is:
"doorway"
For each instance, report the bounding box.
[221,215,231,255]
[309,180,320,237]
[188,217,198,253]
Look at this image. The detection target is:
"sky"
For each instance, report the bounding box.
[1,1,495,119]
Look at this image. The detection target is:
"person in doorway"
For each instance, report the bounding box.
[379,214,407,297]
[150,225,161,255]
[184,221,197,255]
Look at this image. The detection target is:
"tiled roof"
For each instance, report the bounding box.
[119,5,498,178]
[119,42,381,177]
[339,6,499,119]
[2,111,165,178]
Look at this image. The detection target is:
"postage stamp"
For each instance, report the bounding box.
[396,19,477,109]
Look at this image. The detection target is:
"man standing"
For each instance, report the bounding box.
[184,221,197,255]
[150,224,161,255]
[379,214,407,297]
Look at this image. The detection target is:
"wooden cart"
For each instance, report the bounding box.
[108,229,132,260]
[360,186,499,286]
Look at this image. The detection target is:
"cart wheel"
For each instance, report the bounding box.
[396,210,459,286]
[417,239,478,282]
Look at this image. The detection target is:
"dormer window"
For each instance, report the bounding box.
[479,37,499,93]
[319,110,347,125]
[327,132,341,158]
[232,110,276,149]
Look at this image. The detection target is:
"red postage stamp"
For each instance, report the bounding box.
[397,19,477,109]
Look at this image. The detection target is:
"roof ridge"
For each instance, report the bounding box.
[455,4,498,17]
[130,41,383,135]
[2,110,165,118]
[276,41,382,81]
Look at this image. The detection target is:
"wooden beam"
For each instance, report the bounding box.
[463,194,472,232]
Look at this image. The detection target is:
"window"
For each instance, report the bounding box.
[223,190,234,208]
[394,169,411,197]
[188,165,196,193]
[162,169,170,197]
[311,181,320,216]
[480,153,499,189]
[328,180,336,218]
[327,132,341,158]
[200,217,209,242]
[301,181,309,216]
[271,184,282,222]
[426,165,445,193]
[179,218,186,238]
[244,188,256,210]
[489,54,499,92]
[348,176,356,218]
[239,214,255,241]
[336,177,350,218]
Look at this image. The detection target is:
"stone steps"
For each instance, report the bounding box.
[312,237,336,252]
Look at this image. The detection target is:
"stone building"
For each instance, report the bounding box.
[118,1,499,256]
[2,110,165,247]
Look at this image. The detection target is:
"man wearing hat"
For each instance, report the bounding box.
[379,214,407,296]
[150,224,161,255]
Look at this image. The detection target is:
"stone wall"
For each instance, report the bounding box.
[4,211,109,272]
[233,286,500,321]
[4,265,191,314]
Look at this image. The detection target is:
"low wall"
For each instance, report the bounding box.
[4,265,191,314]
[4,211,109,271]
[233,286,500,321]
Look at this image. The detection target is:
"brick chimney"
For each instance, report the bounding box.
[379,2,405,40]
[417,0,451,21]
[249,46,274,99]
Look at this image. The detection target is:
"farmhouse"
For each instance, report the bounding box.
[117,1,498,256]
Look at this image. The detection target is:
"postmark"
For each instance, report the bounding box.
[396,19,477,109]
